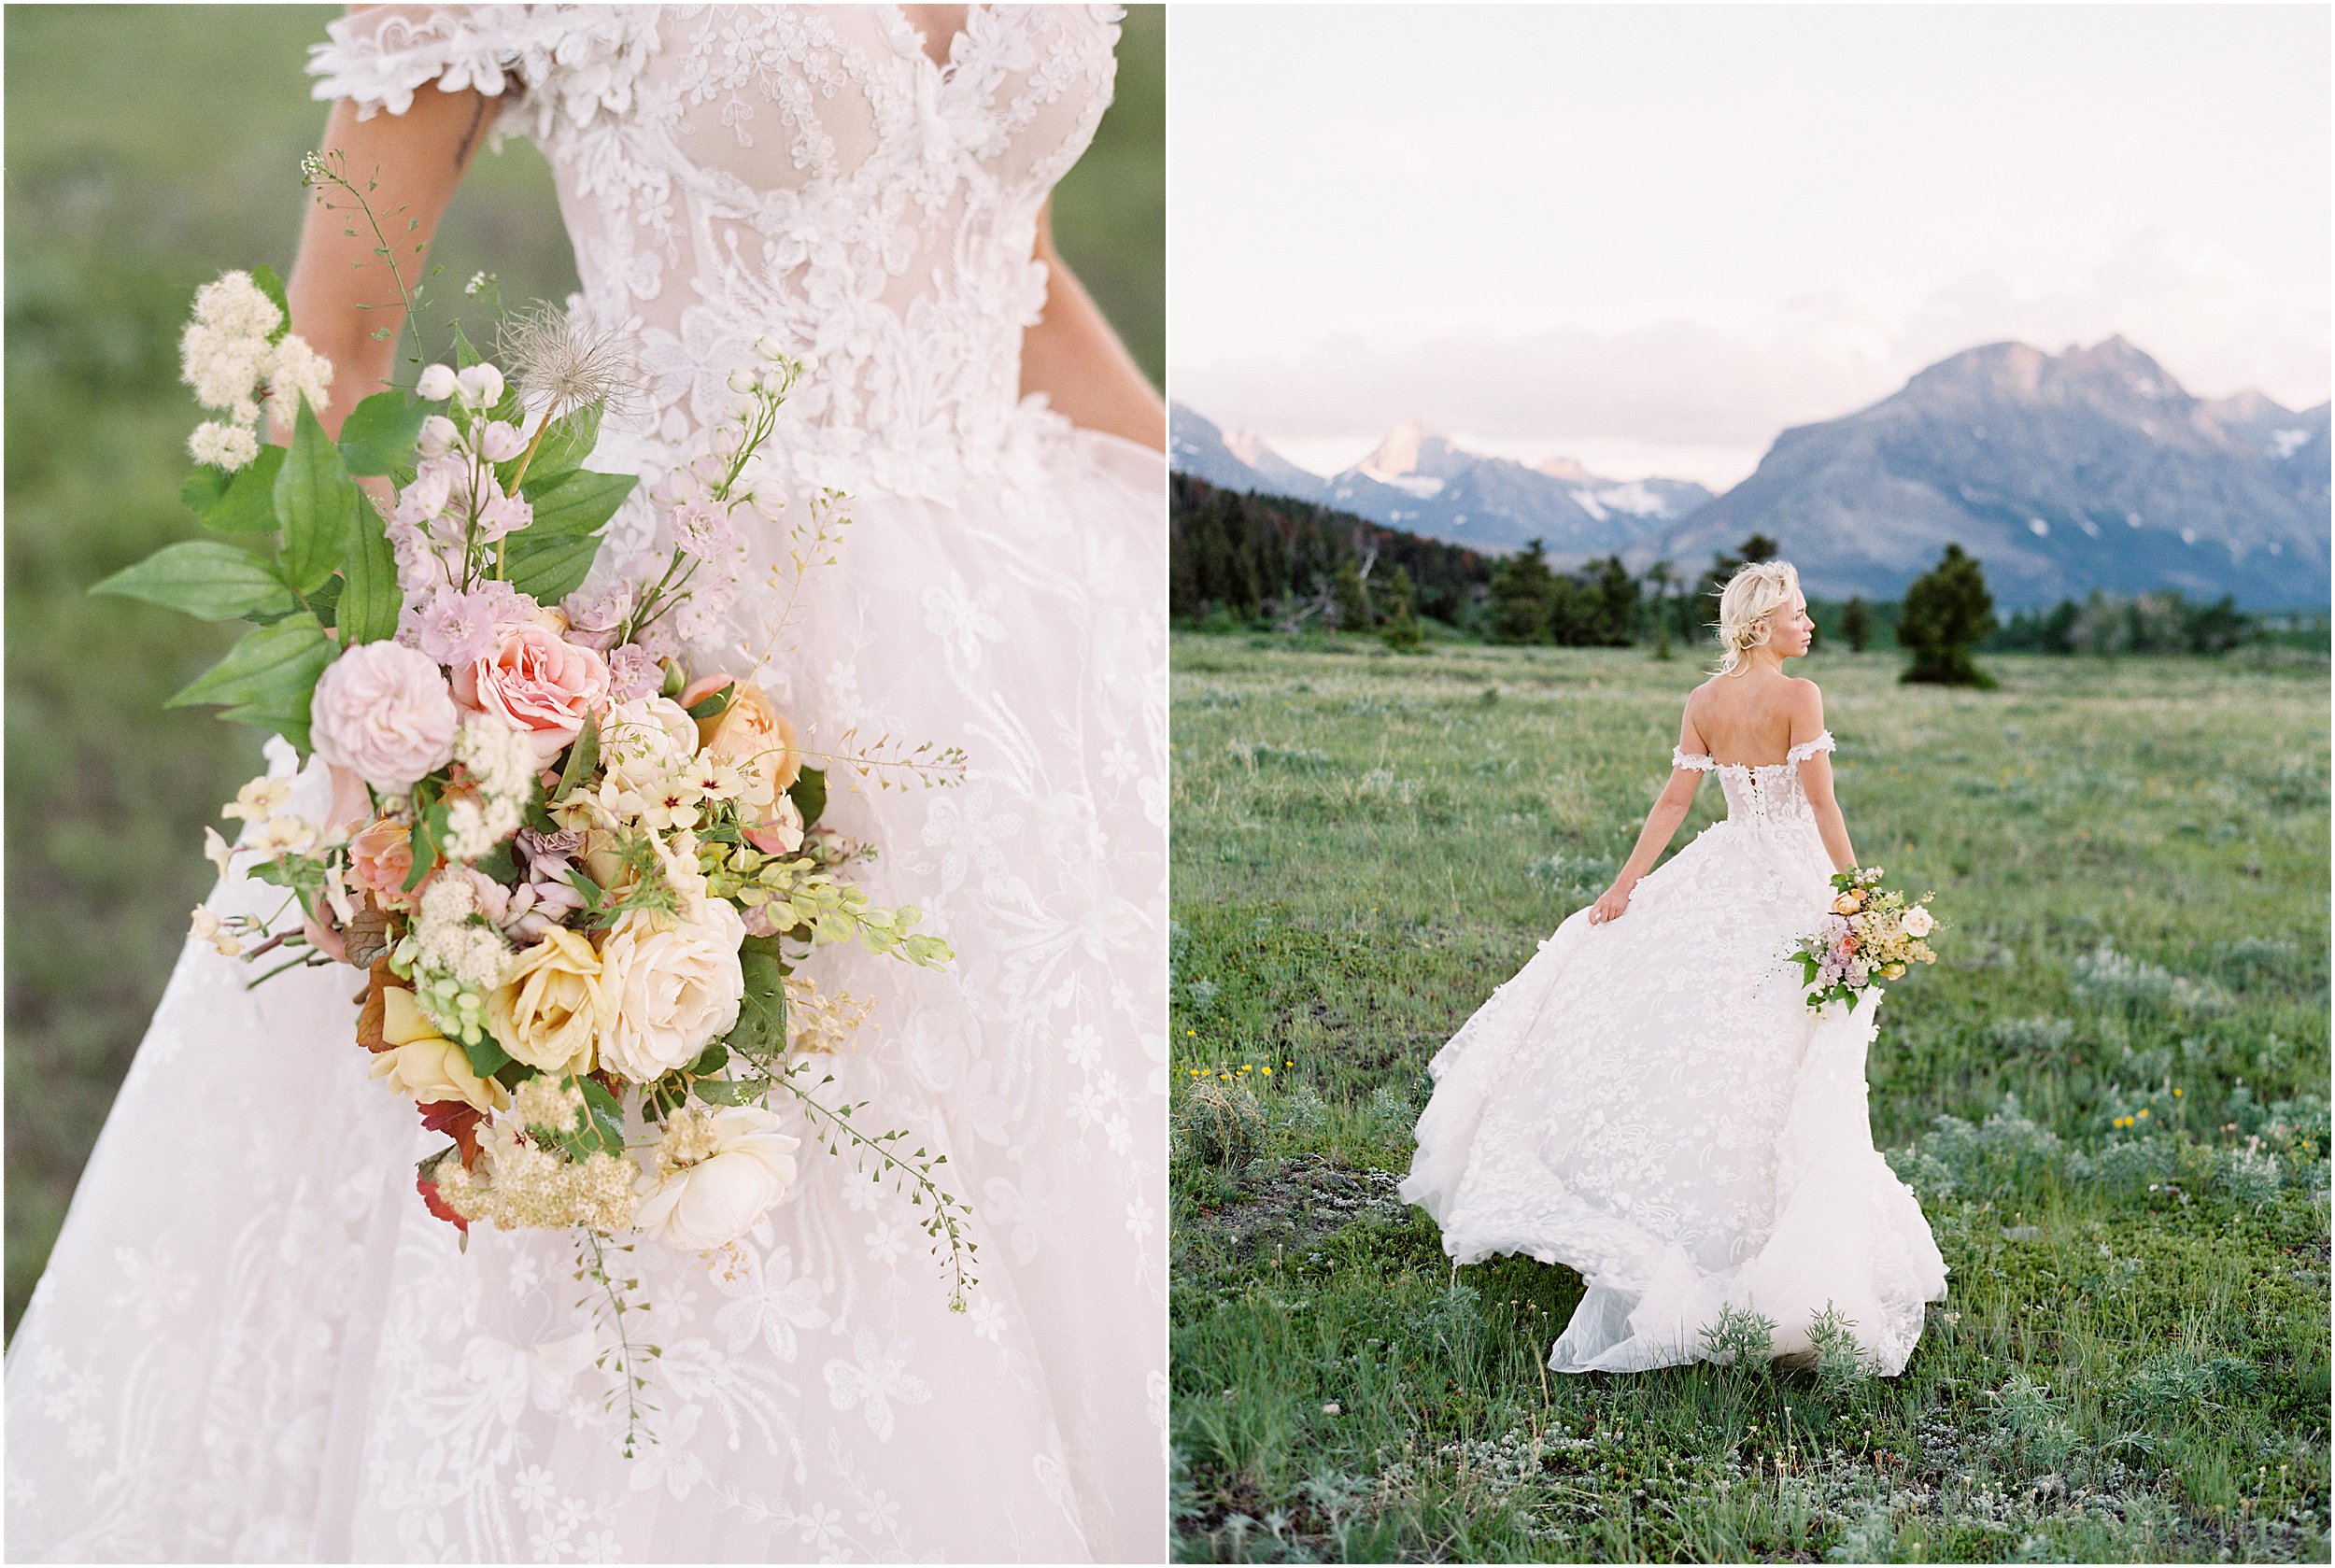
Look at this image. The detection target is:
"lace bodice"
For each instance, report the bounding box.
[1671,729,1834,828]
[311,4,1123,506]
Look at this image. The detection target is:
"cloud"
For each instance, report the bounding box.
[1173,228,2329,467]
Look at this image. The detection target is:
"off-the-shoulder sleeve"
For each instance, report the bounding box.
[308,4,531,121]
[1785,729,1837,765]
[1671,747,1718,772]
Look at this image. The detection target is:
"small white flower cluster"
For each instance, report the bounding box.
[445,713,539,859]
[180,270,336,469]
[510,1074,587,1136]
[438,1121,639,1233]
[404,874,517,1042]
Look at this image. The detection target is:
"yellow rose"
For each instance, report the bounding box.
[488,926,611,1076]
[1832,892,1864,916]
[1883,962,1908,979]
[370,987,508,1113]
[682,677,801,793]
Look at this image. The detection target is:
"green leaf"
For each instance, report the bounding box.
[249,264,292,344]
[196,445,288,534]
[449,322,483,371]
[462,1030,514,1080]
[686,1041,730,1078]
[182,466,231,516]
[522,468,636,538]
[503,526,605,603]
[727,939,789,1060]
[307,572,343,629]
[336,390,431,476]
[90,541,293,621]
[219,694,316,752]
[559,1075,627,1158]
[166,612,332,711]
[691,1078,766,1107]
[275,400,358,594]
[505,402,601,491]
[552,712,601,801]
[684,682,735,721]
[338,493,402,644]
[787,766,827,830]
[403,813,436,892]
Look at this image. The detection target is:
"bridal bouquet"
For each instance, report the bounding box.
[95,158,976,1446]
[1790,867,1939,1012]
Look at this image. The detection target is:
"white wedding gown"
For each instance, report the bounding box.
[6,7,1166,1561]
[1400,732,1948,1376]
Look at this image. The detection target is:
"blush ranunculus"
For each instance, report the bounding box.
[451,621,612,761]
[310,641,460,792]
[349,816,421,911]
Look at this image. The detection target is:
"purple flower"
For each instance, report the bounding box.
[606,643,663,702]
[670,497,739,562]
[560,581,635,652]
[516,826,587,866]
[403,581,530,668]
[473,480,533,544]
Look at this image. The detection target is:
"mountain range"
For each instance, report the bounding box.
[1170,407,1712,558]
[1171,335,2330,608]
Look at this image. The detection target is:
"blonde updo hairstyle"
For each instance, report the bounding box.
[1714,559,1803,676]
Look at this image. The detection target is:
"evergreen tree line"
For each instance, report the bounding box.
[1171,474,2298,671]
[1988,589,2271,656]
[1169,475,1492,628]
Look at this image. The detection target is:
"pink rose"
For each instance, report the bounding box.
[451,621,611,760]
[311,641,459,792]
[349,816,421,911]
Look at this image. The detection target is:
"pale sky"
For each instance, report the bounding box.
[1168,4,2331,487]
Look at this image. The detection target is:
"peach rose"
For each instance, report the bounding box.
[1832,892,1864,916]
[452,621,611,761]
[349,816,421,911]
[680,676,800,792]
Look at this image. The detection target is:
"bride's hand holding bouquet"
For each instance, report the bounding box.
[95,160,977,1451]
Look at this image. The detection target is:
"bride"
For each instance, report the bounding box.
[6,6,1165,1561]
[1400,561,1948,1377]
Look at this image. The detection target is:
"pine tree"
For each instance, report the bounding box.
[1489,540,1555,643]
[1331,558,1374,631]
[1646,560,1675,660]
[1842,595,1873,653]
[1899,544,1999,686]
[1378,563,1422,650]
[1591,555,1640,646]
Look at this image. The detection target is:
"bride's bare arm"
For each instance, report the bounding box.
[1791,681,1859,872]
[1587,712,1705,925]
[1019,200,1166,452]
[288,73,502,439]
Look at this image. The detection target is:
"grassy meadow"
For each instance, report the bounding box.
[1168,632,2330,1562]
[2,5,1162,1335]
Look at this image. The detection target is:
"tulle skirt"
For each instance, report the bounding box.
[1399,815,1948,1376]
[4,431,1168,1562]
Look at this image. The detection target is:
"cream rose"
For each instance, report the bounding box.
[631,1106,801,1251]
[680,676,801,792]
[596,899,747,1081]
[598,696,700,798]
[1902,905,1934,938]
[487,925,610,1076]
[370,986,507,1112]
[452,621,612,761]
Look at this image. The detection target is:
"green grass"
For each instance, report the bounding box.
[2,5,1160,1335]
[1169,633,2330,1562]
